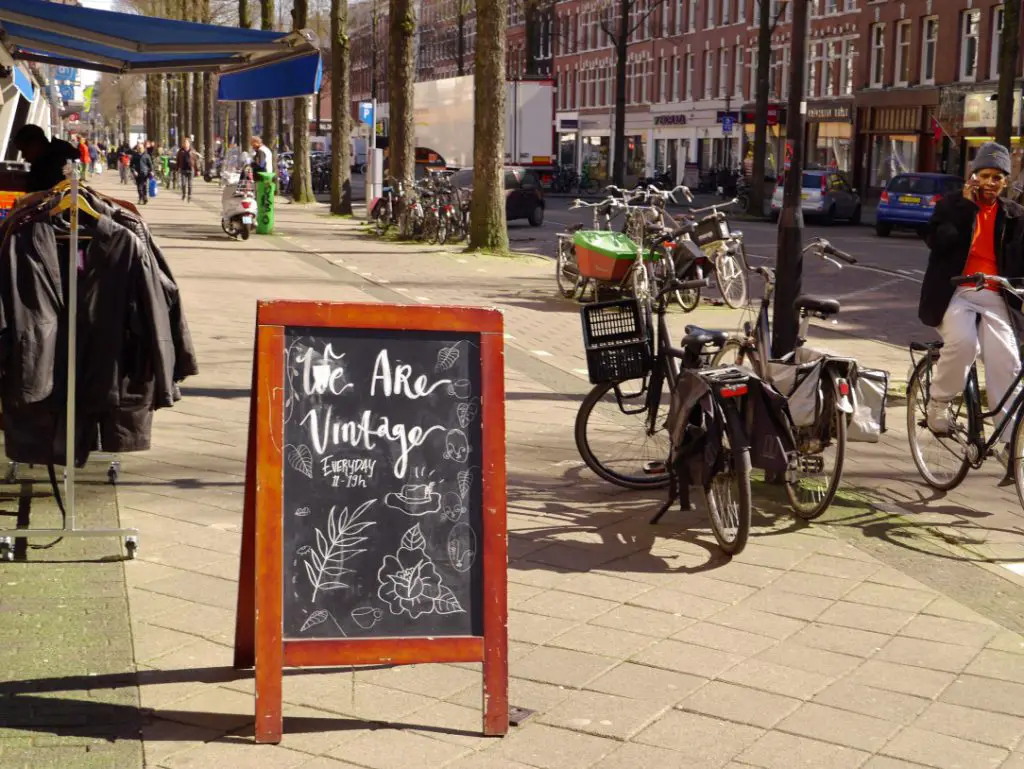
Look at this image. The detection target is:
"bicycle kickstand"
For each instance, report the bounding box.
[650,454,676,525]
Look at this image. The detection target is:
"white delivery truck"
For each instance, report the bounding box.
[413,75,555,182]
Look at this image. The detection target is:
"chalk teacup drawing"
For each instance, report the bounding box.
[443,429,470,463]
[384,483,442,516]
[448,379,472,399]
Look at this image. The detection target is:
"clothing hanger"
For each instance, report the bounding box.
[49,190,102,223]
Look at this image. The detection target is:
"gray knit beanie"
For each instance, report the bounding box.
[972,142,1012,175]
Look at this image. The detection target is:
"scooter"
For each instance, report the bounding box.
[221,165,257,240]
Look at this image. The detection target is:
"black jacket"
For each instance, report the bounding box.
[919,192,1024,327]
[131,150,153,178]
[26,139,80,193]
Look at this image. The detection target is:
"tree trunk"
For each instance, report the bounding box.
[996,0,1022,148]
[456,7,466,76]
[204,74,215,177]
[291,0,315,202]
[261,0,276,145]
[749,0,772,216]
[239,0,253,145]
[468,0,508,251]
[331,0,353,214]
[388,0,416,184]
[611,0,629,186]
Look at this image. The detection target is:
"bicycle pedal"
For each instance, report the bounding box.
[643,461,668,476]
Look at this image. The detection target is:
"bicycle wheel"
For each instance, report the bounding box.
[437,217,449,245]
[701,413,752,555]
[712,338,761,374]
[716,251,748,308]
[1011,413,1024,510]
[906,353,971,490]
[785,401,846,520]
[556,242,582,298]
[575,379,671,489]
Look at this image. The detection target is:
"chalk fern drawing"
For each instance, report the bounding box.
[456,399,479,428]
[286,444,314,479]
[457,468,474,499]
[378,524,465,618]
[304,500,377,601]
[447,523,476,573]
[436,343,461,372]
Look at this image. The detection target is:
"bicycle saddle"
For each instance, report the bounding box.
[682,325,728,349]
[911,341,943,352]
[795,295,841,317]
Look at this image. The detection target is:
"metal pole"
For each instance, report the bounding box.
[66,162,79,526]
[772,0,809,359]
[369,98,378,204]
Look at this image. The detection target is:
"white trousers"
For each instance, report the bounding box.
[931,287,1022,439]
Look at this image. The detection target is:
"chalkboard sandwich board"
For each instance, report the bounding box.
[234,300,508,744]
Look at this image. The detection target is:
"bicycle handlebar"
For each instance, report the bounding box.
[803,238,857,265]
[688,198,742,216]
[953,273,1024,296]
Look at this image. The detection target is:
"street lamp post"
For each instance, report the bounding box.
[772,0,809,358]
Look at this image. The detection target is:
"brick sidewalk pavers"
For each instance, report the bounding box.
[13,176,1024,769]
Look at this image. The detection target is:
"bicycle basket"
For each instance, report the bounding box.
[574,230,646,282]
[580,299,652,384]
[693,213,730,248]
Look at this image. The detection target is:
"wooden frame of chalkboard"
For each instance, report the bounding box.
[233,300,508,744]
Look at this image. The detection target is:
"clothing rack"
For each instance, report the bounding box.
[0,163,139,560]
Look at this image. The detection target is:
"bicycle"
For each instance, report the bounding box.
[370,179,401,236]
[907,272,1024,507]
[574,231,754,553]
[576,166,601,196]
[672,199,750,309]
[712,237,858,519]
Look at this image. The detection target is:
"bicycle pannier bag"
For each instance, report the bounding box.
[849,367,889,443]
[766,359,823,428]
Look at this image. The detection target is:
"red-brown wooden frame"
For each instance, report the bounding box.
[235,300,508,744]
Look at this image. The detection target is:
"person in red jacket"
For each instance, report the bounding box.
[77,136,90,181]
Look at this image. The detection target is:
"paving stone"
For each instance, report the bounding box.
[356,664,484,700]
[161,740,309,769]
[585,663,706,703]
[776,702,898,752]
[755,642,861,678]
[140,719,224,767]
[768,571,854,600]
[492,723,618,769]
[731,545,811,571]
[842,582,936,613]
[718,658,835,699]
[676,681,801,729]
[875,636,981,674]
[442,755,539,769]
[706,607,806,641]
[861,757,938,769]
[539,689,671,739]
[557,572,654,603]
[513,646,617,688]
[671,622,779,657]
[293,758,367,769]
[847,660,957,699]
[627,588,730,620]
[737,730,868,769]
[327,729,471,769]
[701,562,784,589]
[816,601,916,635]
[812,680,930,723]
[912,702,1024,750]
[735,589,834,622]
[985,630,1024,655]
[548,622,656,658]
[939,675,1024,718]
[790,623,890,658]
[155,686,255,733]
[631,639,744,678]
[634,709,763,761]
[963,648,1024,685]
[881,727,1008,769]
[898,615,999,649]
[516,590,619,623]
[793,554,881,581]
[590,604,696,638]
[507,610,579,645]
[668,574,759,605]
[920,597,1000,626]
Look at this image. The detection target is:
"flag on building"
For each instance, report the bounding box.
[83,85,94,113]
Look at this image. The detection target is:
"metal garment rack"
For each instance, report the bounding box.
[0,164,139,560]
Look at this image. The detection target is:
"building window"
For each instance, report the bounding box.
[675,0,683,33]
[734,45,744,98]
[991,5,1004,81]
[721,0,729,26]
[686,52,694,99]
[704,50,714,97]
[824,40,837,96]
[806,42,819,97]
[688,0,698,32]
[660,56,668,102]
[737,0,745,24]
[895,20,911,86]
[673,55,681,100]
[960,9,980,82]
[719,47,729,97]
[921,16,937,84]
[707,1,715,28]
[870,23,885,87]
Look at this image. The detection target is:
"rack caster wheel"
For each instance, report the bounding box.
[108,461,121,485]
[0,538,13,562]
[124,536,138,560]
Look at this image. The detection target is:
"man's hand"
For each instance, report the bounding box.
[964,177,980,202]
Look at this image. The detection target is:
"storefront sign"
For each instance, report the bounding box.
[963,90,1022,129]
[654,114,687,126]
[743,106,786,126]
[559,118,579,130]
[806,104,853,122]
[716,111,740,123]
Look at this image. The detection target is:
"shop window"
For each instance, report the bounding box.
[990,5,1003,82]
[870,23,885,88]
[921,16,938,85]
[959,10,980,82]
[895,20,911,86]
[871,135,918,188]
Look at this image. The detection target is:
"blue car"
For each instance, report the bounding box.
[875,173,963,237]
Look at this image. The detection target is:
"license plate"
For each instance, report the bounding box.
[899,195,921,204]
[801,193,810,200]
[242,215,253,224]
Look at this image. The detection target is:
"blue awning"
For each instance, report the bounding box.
[12,65,33,101]
[219,52,322,102]
[0,0,322,100]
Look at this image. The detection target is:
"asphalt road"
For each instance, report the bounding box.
[514,196,933,352]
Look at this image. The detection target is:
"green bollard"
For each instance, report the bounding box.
[256,171,276,235]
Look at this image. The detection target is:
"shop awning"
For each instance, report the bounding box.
[0,0,321,99]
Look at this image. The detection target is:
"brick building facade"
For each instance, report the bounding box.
[350,0,1022,191]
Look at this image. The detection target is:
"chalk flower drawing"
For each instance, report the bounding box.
[286,444,314,479]
[378,524,465,618]
[304,500,377,601]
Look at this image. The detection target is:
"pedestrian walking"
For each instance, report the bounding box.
[176,137,198,203]
[130,142,154,205]
[119,144,131,185]
[920,142,1024,480]
[78,136,90,181]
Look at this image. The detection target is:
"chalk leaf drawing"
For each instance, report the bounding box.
[447,523,477,573]
[378,523,466,618]
[444,430,470,463]
[286,444,314,479]
[384,483,441,517]
[304,500,377,601]
[456,400,479,428]
[457,469,474,499]
[294,506,312,517]
[441,492,465,523]
[351,606,384,630]
[299,609,347,635]
[436,343,461,373]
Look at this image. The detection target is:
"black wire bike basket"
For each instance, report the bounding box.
[580,299,652,384]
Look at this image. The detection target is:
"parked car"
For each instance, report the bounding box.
[450,166,546,226]
[875,173,963,237]
[770,170,862,225]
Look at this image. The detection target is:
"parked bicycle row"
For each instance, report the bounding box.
[370,172,470,245]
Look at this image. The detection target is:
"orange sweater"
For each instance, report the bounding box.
[964,201,999,289]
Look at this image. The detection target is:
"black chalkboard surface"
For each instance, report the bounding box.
[281,327,484,639]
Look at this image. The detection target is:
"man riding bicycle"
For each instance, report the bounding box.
[920,142,1024,473]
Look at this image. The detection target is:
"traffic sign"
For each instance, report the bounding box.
[722,116,734,135]
[358,101,374,125]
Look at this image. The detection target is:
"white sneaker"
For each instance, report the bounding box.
[926,399,953,434]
